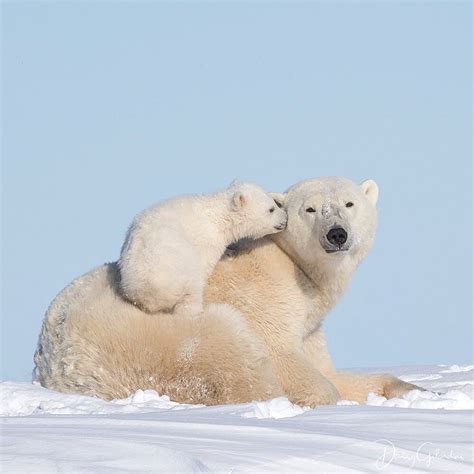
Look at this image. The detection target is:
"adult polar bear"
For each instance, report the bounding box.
[35,177,418,407]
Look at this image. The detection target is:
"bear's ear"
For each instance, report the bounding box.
[360,179,379,205]
[232,191,247,210]
[270,192,286,209]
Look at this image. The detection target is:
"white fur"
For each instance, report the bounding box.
[118,181,287,315]
[35,176,420,406]
[272,176,379,281]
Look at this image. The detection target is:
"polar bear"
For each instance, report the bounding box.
[118,181,287,315]
[34,177,420,406]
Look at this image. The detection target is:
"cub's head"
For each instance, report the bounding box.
[271,177,378,268]
[228,181,288,239]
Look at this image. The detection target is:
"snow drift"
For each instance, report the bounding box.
[1,365,473,472]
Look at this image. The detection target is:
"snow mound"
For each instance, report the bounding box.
[366,386,474,410]
[0,382,200,417]
[112,388,201,410]
[439,364,474,373]
[241,396,309,419]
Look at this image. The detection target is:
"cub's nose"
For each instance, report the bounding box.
[326,227,347,248]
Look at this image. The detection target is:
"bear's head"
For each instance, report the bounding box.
[271,177,378,272]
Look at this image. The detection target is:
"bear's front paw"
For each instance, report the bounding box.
[290,378,341,408]
[382,375,423,399]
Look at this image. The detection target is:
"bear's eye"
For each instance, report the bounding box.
[306,207,316,213]
[345,202,354,208]
[274,201,282,208]
[269,207,275,213]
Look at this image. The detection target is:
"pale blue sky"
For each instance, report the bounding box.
[2,2,472,380]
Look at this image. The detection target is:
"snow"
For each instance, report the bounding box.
[0,384,198,417]
[1,365,473,472]
[240,396,309,419]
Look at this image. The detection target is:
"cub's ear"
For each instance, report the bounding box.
[232,191,247,210]
[360,179,379,205]
[229,179,242,187]
[270,192,286,209]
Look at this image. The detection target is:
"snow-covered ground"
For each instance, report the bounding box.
[1,365,473,472]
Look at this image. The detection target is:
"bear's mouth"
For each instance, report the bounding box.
[325,248,349,254]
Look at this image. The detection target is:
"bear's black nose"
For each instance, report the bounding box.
[326,227,347,248]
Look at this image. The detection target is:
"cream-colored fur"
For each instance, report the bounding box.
[34,264,279,403]
[118,181,287,315]
[35,177,419,406]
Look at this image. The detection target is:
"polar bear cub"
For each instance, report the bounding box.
[118,181,287,315]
